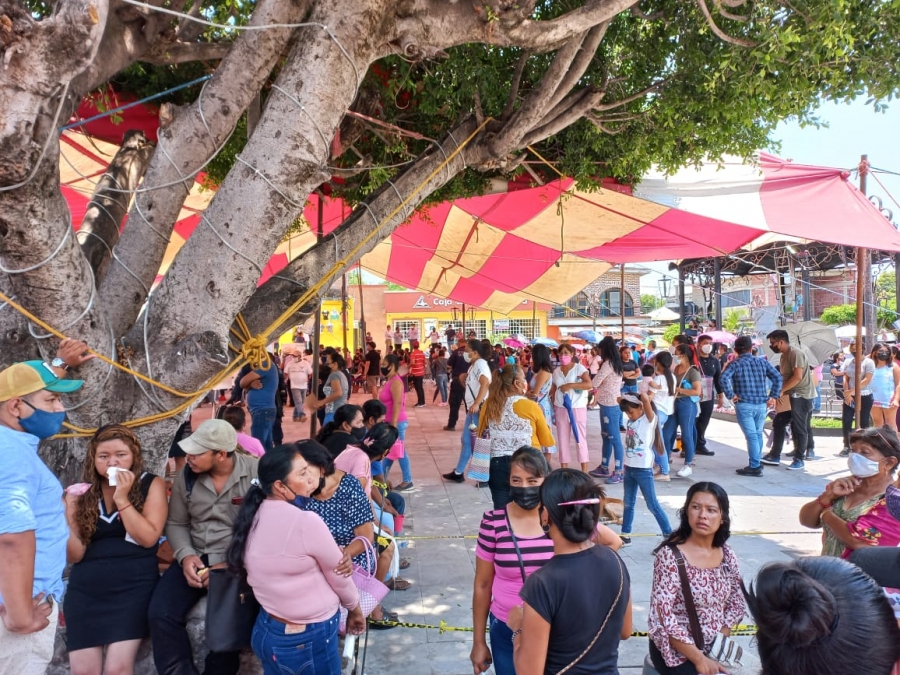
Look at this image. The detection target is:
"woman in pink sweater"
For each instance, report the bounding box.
[227,442,365,675]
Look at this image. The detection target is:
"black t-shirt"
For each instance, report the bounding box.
[520,545,630,675]
[366,349,381,376]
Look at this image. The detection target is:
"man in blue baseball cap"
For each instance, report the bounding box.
[0,339,93,675]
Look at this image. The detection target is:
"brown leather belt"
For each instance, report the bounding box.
[266,612,307,632]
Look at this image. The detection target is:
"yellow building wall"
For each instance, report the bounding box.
[277,298,355,350]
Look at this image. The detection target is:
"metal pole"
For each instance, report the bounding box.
[620,264,626,340]
[462,303,467,338]
[341,273,348,354]
[357,266,367,349]
[532,300,537,338]
[713,258,722,328]
[801,247,812,322]
[855,154,868,427]
[895,253,900,318]
[678,265,686,334]
[309,193,324,438]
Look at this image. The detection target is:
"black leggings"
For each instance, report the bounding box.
[649,641,698,675]
[850,546,900,588]
[488,456,512,510]
[842,396,873,446]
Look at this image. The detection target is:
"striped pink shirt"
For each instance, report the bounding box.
[475,508,554,622]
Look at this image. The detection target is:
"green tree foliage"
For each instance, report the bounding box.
[641,294,662,312]
[663,323,681,344]
[820,303,897,327]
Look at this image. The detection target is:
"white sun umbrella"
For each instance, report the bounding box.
[648,306,679,321]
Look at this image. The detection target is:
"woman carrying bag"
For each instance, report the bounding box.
[226,443,365,675]
[649,482,746,675]
[477,365,556,510]
[665,344,703,479]
[507,469,633,675]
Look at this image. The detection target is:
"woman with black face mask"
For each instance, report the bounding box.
[316,404,366,459]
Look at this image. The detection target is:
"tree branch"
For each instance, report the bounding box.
[501,50,531,120]
[99,0,314,338]
[77,129,154,281]
[543,22,609,114]
[695,0,755,47]
[142,40,233,64]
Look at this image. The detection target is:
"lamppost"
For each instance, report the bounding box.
[658,276,672,307]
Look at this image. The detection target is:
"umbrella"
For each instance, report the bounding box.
[835,325,866,339]
[782,321,839,367]
[503,337,526,348]
[572,329,603,343]
[648,306,679,321]
[532,337,559,348]
[562,393,581,444]
[701,330,738,344]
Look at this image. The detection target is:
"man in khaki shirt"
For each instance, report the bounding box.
[767,329,817,471]
[148,419,258,675]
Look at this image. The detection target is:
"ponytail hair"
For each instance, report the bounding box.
[746,556,900,674]
[654,351,675,396]
[619,396,666,456]
[316,404,363,444]
[227,443,304,574]
[480,364,519,425]
[539,469,605,543]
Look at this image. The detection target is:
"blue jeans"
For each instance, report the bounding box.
[654,410,670,475]
[735,401,767,468]
[249,407,276,451]
[599,405,624,472]
[435,373,449,403]
[381,420,411,483]
[454,411,480,474]
[251,609,341,675]
[622,467,672,535]
[664,398,697,465]
[489,612,515,675]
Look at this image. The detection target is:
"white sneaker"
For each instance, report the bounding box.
[676,465,693,478]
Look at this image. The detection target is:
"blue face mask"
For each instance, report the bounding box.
[19,399,66,439]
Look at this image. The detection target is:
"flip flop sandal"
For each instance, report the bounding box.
[386,577,411,591]
[400,558,411,569]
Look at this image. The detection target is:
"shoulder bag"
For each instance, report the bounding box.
[668,545,743,667]
[555,552,625,675]
[205,567,260,652]
[697,360,715,403]
[339,536,389,634]
[504,510,528,584]
[466,430,491,482]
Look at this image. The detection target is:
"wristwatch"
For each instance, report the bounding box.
[50,358,70,372]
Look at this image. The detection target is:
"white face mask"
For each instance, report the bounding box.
[700,344,713,355]
[463,351,472,363]
[848,453,881,478]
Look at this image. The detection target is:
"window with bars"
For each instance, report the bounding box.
[598,290,634,317]
[500,319,541,339]
[392,320,421,341]
[461,320,488,339]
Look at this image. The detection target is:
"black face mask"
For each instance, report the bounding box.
[878,351,890,360]
[350,426,367,441]
[380,366,391,376]
[509,485,541,511]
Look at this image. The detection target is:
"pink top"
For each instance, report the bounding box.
[475,508,554,622]
[245,500,359,623]
[379,374,407,424]
[649,544,745,668]
[333,447,372,496]
[237,432,265,457]
[592,361,623,407]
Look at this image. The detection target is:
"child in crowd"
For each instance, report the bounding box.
[638,364,656,396]
[618,393,672,546]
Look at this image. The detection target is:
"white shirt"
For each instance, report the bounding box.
[384,329,393,341]
[624,415,656,469]
[465,359,492,408]
[652,374,675,416]
[551,363,588,408]
[408,327,419,340]
[284,357,312,388]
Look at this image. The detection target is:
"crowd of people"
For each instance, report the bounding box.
[4,329,900,675]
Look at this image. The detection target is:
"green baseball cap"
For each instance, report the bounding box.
[0,360,84,401]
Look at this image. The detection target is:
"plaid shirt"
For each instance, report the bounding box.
[721,354,783,404]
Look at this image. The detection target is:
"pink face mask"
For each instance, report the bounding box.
[560,354,572,366]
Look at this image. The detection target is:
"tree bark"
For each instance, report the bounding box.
[77,129,154,281]
[99,0,315,338]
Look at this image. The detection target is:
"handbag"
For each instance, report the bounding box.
[668,545,743,667]
[205,567,260,653]
[385,438,405,460]
[339,536,390,633]
[555,553,625,675]
[465,431,491,482]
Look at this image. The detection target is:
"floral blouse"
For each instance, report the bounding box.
[592,361,623,407]
[649,544,746,668]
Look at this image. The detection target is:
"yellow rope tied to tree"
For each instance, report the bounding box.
[0,117,490,438]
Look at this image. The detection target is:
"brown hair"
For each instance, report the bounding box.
[480,364,524,426]
[74,424,147,543]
